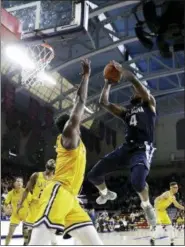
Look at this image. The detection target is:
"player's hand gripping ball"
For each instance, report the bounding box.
[103,62,122,83]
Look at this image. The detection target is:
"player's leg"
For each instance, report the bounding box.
[5,223,18,245]
[29,224,55,245]
[22,224,32,246]
[70,225,103,245]
[150,210,162,245]
[166,224,175,246]
[64,199,103,245]
[29,225,57,245]
[163,213,175,245]
[22,223,29,245]
[29,182,71,245]
[24,202,39,245]
[87,145,128,204]
[151,211,174,246]
[130,144,156,228]
[130,163,156,227]
[21,209,34,245]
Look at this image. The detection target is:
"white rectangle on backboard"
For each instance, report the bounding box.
[5,1,89,43]
[6,1,41,32]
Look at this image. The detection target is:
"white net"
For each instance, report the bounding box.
[21,43,54,87]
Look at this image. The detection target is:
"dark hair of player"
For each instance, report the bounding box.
[13,177,23,188]
[14,177,23,182]
[55,114,69,133]
[170,182,178,187]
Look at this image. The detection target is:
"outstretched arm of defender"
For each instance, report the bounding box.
[62,59,91,149]
[112,60,156,112]
[99,79,127,119]
[17,173,38,213]
[173,199,184,210]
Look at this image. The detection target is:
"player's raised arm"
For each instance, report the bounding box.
[99,79,127,119]
[60,59,91,149]
[112,60,156,113]
[17,173,38,214]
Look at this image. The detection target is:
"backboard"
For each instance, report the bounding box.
[3,0,89,44]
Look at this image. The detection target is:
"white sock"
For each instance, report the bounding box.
[142,200,151,207]
[100,188,108,196]
[152,225,163,240]
[166,225,175,243]
[29,224,55,245]
[70,225,103,245]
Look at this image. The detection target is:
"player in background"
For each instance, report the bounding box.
[4,177,31,245]
[151,182,184,246]
[88,60,157,228]
[17,159,56,245]
[29,59,103,245]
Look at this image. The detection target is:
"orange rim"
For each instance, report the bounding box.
[40,43,54,62]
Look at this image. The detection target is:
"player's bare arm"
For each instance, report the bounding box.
[17,172,38,213]
[62,59,91,149]
[112,60,156,113]
[172,198,184,210]
[99,79,127,119]
[3,192,13,215]
[154,191,170,203]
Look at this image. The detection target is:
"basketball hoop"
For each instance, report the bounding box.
[21,43,54,87]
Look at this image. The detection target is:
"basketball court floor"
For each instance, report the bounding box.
[1,230,184,246]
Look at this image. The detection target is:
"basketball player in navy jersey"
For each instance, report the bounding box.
[88,60,156,228]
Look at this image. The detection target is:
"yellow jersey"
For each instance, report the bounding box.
[53,134,86,195]
[32,172,50,202]
[5,188,31,214]
[177,217,184,224]
[155,191,175,210]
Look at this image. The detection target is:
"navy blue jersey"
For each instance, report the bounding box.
[122,102,156,144]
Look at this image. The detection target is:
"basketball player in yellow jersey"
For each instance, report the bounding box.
[17,159,56,245]
[29,59,103,245]
[4,177,31,245]
[150,182,184,246]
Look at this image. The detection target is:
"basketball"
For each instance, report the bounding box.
[103,63,122,83]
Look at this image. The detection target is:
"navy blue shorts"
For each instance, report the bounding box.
[88,142,155,182]
[103,142,155,170]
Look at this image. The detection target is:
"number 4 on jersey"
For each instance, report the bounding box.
[129,114,137,126]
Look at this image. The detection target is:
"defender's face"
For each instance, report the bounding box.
[170,184,178,194]
[14,178,23,189]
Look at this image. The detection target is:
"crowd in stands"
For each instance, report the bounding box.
[94,210,147,232]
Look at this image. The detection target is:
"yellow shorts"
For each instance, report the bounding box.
[10,208,29,225]
[156,210,171,225]
[25,201,40,227]
[33,182,92,238]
